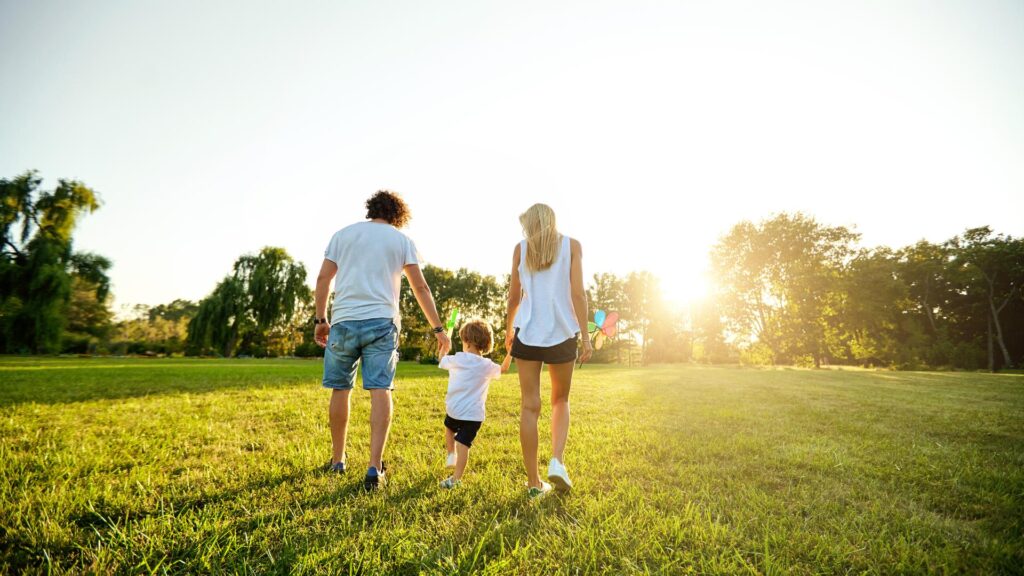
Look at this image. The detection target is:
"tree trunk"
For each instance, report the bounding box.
[923,279,937,333]
[987,315,994,372]
[988,284,1014,369]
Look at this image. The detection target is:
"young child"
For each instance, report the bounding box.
[438,318,512,488]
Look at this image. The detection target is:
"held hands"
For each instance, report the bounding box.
[435,331,452,358]
[315,323,330,348]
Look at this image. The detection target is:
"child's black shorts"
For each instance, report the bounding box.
[444,414,483,448]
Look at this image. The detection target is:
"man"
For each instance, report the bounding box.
[314,190,451,491]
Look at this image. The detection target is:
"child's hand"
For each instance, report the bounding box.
[501,354,513,373]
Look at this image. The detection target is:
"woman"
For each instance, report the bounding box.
[505,203,593,498]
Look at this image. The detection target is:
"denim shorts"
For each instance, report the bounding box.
[322,317,399,391]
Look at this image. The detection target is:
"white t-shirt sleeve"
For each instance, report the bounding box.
[488,361,502,379]
[404,236,420,267]
[323,233,341,263]
[439,355,455,370]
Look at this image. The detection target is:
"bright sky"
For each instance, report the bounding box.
[2,0,1022,312]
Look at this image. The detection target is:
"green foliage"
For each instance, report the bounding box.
[187,247,311,357]
[112,300,198,355]
[1,359,1022,573]
[712,214,1024,370]
[398,266,506,361]
[711,213,858,367]
[0,171,109,353]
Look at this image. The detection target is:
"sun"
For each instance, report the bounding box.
[658,268,711,310]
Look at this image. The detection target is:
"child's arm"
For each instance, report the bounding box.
[500,354,513,373]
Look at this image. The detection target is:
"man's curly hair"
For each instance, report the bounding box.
[365,190,411,228]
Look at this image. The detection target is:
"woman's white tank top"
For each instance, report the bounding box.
[513,235,580,346]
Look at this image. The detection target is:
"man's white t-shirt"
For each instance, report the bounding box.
[439,352,502,422]
[323,222,420,326]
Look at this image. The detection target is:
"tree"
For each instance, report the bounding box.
[398,265,504,361]
[840,248,915,367]
[624,271,662,364]
[711,213,858,367]
[949,228,1024,370]
[187,247,310,357]
[586,273,628,363]
[113,299,198,355]
[0,171,108,353]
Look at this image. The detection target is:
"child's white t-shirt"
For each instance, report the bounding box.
[439,352,501,422]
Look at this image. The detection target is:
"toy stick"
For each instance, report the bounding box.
[445,308,459,340]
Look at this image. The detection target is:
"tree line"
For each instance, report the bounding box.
[712,214,1023,370]
[3,171,1021,370]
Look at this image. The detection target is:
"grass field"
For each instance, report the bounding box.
[1,358,1022,575]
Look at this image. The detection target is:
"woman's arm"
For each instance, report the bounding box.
[505,244,522,353]
[569,239,593,363]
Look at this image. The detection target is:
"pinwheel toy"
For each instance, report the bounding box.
[587,309,619,350]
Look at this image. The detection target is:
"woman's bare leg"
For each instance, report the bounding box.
[548,360,574,462]
[518,359,544,488]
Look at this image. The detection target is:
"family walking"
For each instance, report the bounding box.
[313,191,593,498]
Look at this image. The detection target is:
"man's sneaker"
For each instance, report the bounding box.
[439,476,460,489]
[445,452,456,467]
[363,463,387,492]
[526,481,552,499]
[322,460,346,475]
[547,458,572,493]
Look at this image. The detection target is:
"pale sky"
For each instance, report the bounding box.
[2,0,1022,311]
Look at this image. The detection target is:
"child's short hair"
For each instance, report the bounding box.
[459,319,493,354]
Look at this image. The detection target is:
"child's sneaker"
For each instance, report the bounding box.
[363,463,387,492]
[439,476,460,489]
[445,452,456,467]
[526,481,552,499]
[547,458,572,493]
[321,456,346,475]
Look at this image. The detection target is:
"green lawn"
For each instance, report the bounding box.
[1,358,1022,574]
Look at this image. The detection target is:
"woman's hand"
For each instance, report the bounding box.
[578,338,594,364]
[505,331,515,355]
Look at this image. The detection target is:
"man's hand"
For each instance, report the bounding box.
[315,323,330,348]
[578,338,594,364]
[435,332,451,358]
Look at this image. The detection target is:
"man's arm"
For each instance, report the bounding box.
[403,264,451,357]
[314,259,338,347]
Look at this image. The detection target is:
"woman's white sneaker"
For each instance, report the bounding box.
[527,481,552,499]
[547,458,572,493]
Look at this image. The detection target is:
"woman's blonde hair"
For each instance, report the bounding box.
[519,203,561,272]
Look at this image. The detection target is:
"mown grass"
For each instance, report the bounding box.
[1,358,1022,574]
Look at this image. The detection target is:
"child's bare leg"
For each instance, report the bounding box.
[445,426,455,454]
[452,441,470,480]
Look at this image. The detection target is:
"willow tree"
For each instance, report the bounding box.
[0,171,108,353]
[187,247,311,357]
